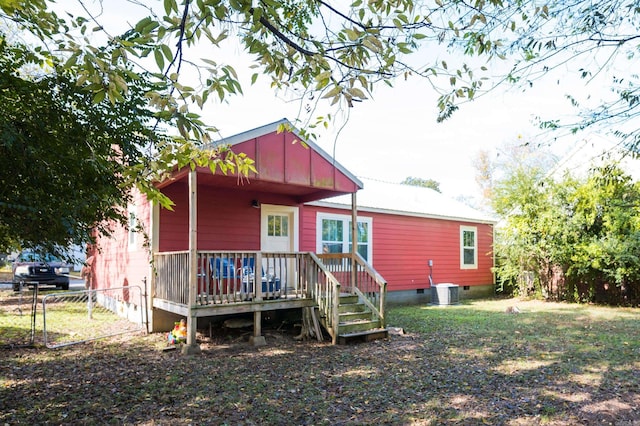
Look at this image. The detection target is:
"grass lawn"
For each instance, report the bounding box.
[1,298,638,425]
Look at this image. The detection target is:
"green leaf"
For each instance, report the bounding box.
[154,49,165,71]
[345,28,360,41]
[161,44,173,62]
[164,0,176,15]
[322,85,342,99]
[93,89,106,103]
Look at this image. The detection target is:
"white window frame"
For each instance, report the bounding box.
[128,205,138,250]
[460,225,478,269]
[316,212,373,262]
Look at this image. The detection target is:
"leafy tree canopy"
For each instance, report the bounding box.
[0,37,255,252]
[2,0,640,251]
[492,154,640,305]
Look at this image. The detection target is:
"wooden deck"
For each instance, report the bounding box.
[152,251,387,344]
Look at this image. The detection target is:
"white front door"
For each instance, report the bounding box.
[261,205,298,252]
[261,205,298,289]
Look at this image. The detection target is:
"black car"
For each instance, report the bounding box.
[12,250,71,291]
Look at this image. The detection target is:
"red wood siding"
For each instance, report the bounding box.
[92,190,151,291]
[159,184,303,251]
[301,205,494,292]
[230,130,359,193]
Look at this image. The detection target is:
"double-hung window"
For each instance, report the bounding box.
[317,213,372,262]
[460,226,477,269]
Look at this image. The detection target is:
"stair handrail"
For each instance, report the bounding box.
[352,252,387,328]
[308,252,341,344]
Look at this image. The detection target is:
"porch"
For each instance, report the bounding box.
[152,251,387,345]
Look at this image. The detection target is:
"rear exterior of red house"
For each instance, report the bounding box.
[299,171,495,304]
[301,201,495,304]
[89,119,494,333]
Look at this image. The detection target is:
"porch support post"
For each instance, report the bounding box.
[249,311,266,346]
[351,192,357,294]
[183,169,201,355]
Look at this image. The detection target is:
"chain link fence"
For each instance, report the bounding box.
[0,283,40,348]
[1,284,147,349]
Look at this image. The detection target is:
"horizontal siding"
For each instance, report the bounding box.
[302,205,494,292]
[160,185,305,251]
[93,190,150,291]
[300,206,317,252]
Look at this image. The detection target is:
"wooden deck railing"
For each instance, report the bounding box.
[154,251,189,305]
[154,251,312,305]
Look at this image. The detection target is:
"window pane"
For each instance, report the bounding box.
[346,243,369,261]
[321,217,370,261]
[323,243,343,254]
[463,230,475,247]
[268,215,275,236]
[357,244,368,260]
[358,222,368,243]
[463,248,475,265]
[347,221,368,243]
[322,219,343,241]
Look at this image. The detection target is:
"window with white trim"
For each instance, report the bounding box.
[460,226,477,269]
[317,213,372,261]
[128,205,138,250]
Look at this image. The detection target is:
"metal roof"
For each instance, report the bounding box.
[309,177,497,224]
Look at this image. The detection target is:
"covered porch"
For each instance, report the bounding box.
[148,120,387,350]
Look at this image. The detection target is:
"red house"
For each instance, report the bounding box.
[89,119,494,349]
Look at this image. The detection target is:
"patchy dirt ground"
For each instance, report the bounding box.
[1,301,639,425]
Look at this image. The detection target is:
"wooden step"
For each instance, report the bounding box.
[339,311,372,322]
[338,319,381,335]
[317,291,387,345]
[338,302,366,314]
[338,294,359,305]
[338,328,389,345]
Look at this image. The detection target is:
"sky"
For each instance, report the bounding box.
[203,58,624,203]
[56,1,635,204]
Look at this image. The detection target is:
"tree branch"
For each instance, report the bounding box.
[248,7,315,57]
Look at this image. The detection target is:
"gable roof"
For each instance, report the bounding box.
[309,177,496,224]
[160,119,362,203]
[209,118,362,189]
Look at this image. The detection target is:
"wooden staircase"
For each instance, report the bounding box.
[333,294,388,344]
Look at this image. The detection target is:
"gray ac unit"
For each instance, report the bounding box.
[430,283,459,305]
